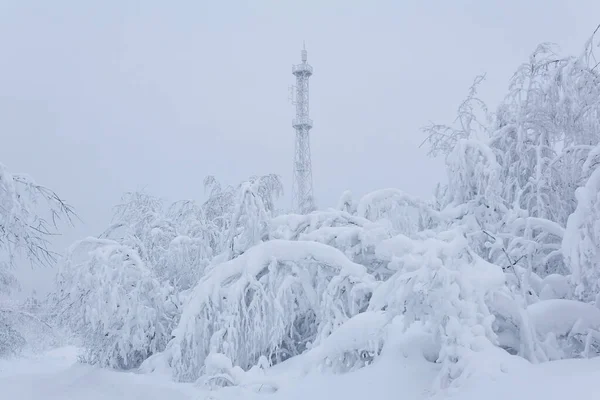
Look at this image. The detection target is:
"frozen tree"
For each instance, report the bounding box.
[142,239,376,382]
[399,26,600,385]
[336,190,356,214]
[219,174,283,261]
[420,78,517,266]
[100,192,212,292]
[199,174,283,261]
[421,27,600,278]
[486,35,600,276]
[269,209,372,241]
[495,40,600,225]
[442,138,509,265]
[202,175,236,246]
[0,296,57,356]
[0,162,75,293]
[563,165,600,302]
[106,191,166,242]
[421,74,490,158]
[164,200,215,290]
[356,188,436,236]
[0,162,74,356]
[369,228,504,389]
[54,238,174,369]
[0,315,26,356]
[269,209,393,279]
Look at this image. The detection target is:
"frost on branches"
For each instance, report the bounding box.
[419,26,600,365]
[422,31,600,278]
[219,174,283,261]
[95,174,282,294]
[99,191,212,292]
[48,174,284,369]
[269,209,393,279]
[0,162,74,356]
[0,296,57,356]
[0,162,75,293]
[54,238,174,370]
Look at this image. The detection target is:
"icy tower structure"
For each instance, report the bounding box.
[291,44,315,214]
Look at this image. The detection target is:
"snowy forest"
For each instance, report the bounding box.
[2,24,600,400]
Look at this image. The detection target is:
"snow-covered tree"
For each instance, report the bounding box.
[408,25,600,384]
[54,238,174,369]
[0,162,74,356]
[336,190,356,214]
[269,209,393,279]
[0,295,57,356]
[0,162,75,293]
[218,174,283,261]
[563,164,600,302]
[369,228,504,389]
[356,188,436,236]
[422,27,600,278]
[143,240,376,382]
[100,192,212,292]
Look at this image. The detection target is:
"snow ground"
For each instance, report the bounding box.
[1,344,600,400]
[0,347,197,400]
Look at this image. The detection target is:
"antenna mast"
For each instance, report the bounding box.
[290,43,315,214]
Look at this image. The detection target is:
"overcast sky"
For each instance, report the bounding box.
[2,1,599,296]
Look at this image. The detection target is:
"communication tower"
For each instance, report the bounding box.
[290,43,315,214]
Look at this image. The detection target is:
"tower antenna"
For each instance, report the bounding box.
[291,44,315,213]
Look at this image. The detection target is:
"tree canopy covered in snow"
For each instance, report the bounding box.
[0,163,75,294]
[0,162,75,356]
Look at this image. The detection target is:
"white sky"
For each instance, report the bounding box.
[1,1,599,296]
